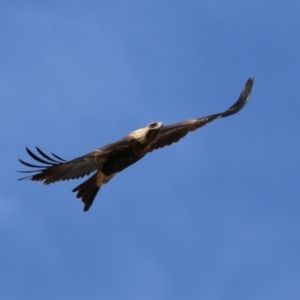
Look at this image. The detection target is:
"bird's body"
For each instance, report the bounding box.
[19,78,254,211]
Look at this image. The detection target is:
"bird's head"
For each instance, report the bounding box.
[147,122,163,130]
[129,122,163,144]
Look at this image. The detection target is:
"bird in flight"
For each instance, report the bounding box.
[18,78,254,211]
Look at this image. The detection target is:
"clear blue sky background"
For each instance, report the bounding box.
[1,1,300,299]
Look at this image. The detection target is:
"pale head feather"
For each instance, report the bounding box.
[129,122,163,143]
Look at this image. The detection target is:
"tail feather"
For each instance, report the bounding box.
[72,173,100,212]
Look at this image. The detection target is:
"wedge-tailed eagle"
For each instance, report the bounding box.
[18,78,254,211]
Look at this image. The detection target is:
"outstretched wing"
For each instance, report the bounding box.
[149,78,253,152]
[18,147,106,184]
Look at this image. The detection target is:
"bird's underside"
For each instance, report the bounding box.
[18,78,254,211]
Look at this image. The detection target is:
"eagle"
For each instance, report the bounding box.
[18,78,253,211]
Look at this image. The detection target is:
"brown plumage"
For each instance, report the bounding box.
[18,78,254,211]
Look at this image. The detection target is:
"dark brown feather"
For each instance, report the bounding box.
[18,148,106,184]
[149,78,253,152]
[36,147,66,163]
[72,173,100,212]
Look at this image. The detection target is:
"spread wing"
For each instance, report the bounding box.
[18,147,106,184]
[149,78,253,152]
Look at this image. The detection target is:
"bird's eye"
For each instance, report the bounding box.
[148,122,157,128]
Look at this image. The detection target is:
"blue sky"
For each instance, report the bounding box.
[1,1,300,299]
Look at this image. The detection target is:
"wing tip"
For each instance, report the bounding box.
[246,77,254,92]
[226,77,254,115]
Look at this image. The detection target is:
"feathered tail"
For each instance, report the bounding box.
[72,173,100,212]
